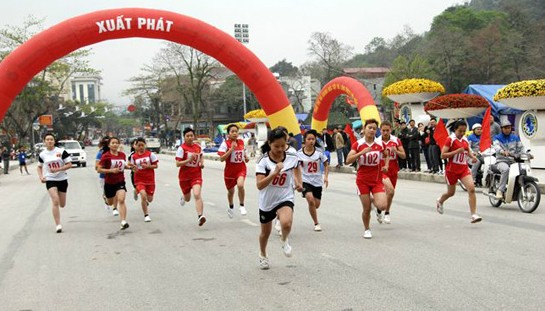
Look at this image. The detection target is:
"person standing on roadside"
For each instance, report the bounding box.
[398,121,409,170]
[425,118,441,174]
[407,119,421,172]
[333,128,345,168]
[2,145,10,174]
[18,147,30,175]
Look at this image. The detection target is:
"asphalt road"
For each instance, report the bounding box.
[0,147,544,310]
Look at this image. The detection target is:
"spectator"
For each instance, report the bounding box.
[2,145,10,174]
[418,122,431,171]
[18,146,30,175]
[424,118,441,174]
[247,133,257,157]
[288,133,298,149]
[398,121,409,170]
[333,128,345,167]
[321,128,334,164]
[338,126,350,160]
[490,117,501,137]
[407,119,421,171]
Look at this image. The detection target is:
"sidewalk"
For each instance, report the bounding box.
[163,150,545,192]
[0,158,34,175]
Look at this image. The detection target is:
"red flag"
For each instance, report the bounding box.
[344,123,357,145]
[480,106,492,152]
[433,119,449,148]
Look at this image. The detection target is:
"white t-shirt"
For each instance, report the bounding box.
[256,152,299,212]
[38,147,71,181]
[297,148,328,187]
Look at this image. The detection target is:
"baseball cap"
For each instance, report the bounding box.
[500,119,512,127]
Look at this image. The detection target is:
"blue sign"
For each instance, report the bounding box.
[521,110,538,139]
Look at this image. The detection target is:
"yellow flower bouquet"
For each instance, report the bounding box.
[383,78,445,103]
[494,79,545,110]
[244,109,267,119]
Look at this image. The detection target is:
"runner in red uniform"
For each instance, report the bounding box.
[176,127,206,226]
[436,120,482,223]
[377,121,406,225]
[130,137,159,223]
[345,119,390,239]
[218,124,249,218]
[98,137,132,230]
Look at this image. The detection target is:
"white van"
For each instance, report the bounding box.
[58,140,87,167]
[145,137,161,153]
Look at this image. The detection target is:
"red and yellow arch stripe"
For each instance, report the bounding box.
[311,76,380,130]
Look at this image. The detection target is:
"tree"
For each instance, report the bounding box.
[307,32,353,85]
[269,59,299,77]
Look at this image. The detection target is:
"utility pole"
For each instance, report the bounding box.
[234,23,249,118]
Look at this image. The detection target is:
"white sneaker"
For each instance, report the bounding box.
[227,207,234,219]
[383,214,391,224]
[436,199,444,215]
[198,215,207,226]
[281,239,292,257]
[144,215,151,222]
[376,210,383,224]
[495,190,503,200]
[133,189,138,201]
[120,221,129,230]
[313,224,322,232]
[274,218,282,235]
[55,224,62,233]
[259,255,270,270]
[104,204,111,212]
[471,214,483,223]
[363,229,373,239]
[112,208,120,216]
[240,206,248,216]
[179,197,186,207]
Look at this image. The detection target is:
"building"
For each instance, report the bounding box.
[65,75,102,104]
[342,67,390,102]
[278,75,321,113]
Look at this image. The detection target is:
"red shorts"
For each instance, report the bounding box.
[179,178,203,195]
[224,175,246,190]
[445,168,471,186]
[136,183,156,196]
[382,171,398,188]
[356,180,385,196]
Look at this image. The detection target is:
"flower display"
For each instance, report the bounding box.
[382,78,445,96]
[494,79,545,101]
[243,109,267,119]
[424,94,489,118]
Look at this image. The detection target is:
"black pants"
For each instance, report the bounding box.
[428,145,441,172]
[3,159,8,174]
[409,148,421,171]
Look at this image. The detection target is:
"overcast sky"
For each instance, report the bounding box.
[1,0,463,105]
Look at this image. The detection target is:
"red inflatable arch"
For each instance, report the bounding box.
[0,8,299,136]
[311,76,381,130]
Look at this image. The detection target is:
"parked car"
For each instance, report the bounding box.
[145,137,161,153]
[58,140,87,167]
[34,143,45,154]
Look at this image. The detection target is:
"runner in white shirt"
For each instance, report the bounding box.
[37,133,72,233]
[273,126,298,234]
[297,130,329,232]
[256,128,303,270]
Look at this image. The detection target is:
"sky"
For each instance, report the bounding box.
[1,0,464,105]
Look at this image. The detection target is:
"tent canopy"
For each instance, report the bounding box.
[462,84,522,118]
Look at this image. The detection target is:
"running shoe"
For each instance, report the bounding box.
[471,214,483,223]
[179,197,186,207]
[55,224,62,233]
[313,224,322,232]
[281,239,292,257]
[112,208,120,216]
[275,218,282,235]
[259,255,270,270]
[104,204,111,212]
[383,214,391,224]
[495,190,504,200]
[198,215,207,226]
[363,229,373,239]
[133,189,138,201]
[240,206,248,216]
[436,199,444,215]
[144,215,151,222]
[376,210,383,224]
[120,221,130,230]
[227,207,234,219]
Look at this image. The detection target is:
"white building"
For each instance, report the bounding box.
[278,75,320,113]
[67,75,102,104]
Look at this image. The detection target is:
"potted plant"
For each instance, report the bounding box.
[424,94,489,119]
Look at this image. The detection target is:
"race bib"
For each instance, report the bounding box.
[359,151,381,166]
[230,150,244,163]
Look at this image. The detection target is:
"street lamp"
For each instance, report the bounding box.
[234,24,249,118]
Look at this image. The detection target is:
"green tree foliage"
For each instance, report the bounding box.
[269,59,299,77]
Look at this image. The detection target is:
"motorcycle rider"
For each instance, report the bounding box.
[492,119,524,199]
[467,123,482,186]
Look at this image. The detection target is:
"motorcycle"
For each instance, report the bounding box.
[459,148,494,191]
[482,151,541,213]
